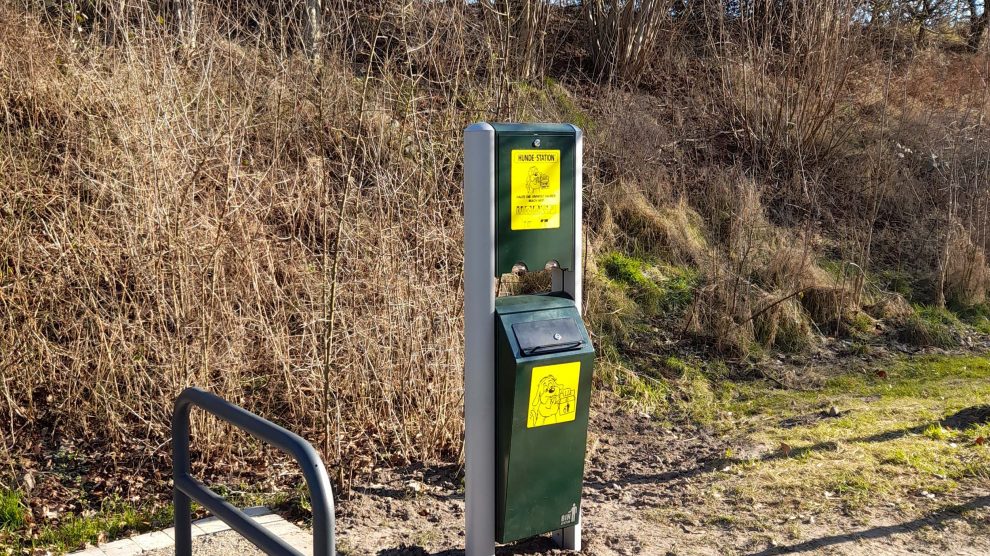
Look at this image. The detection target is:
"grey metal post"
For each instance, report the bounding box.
[550,124,583,551]
[463,123,497,556]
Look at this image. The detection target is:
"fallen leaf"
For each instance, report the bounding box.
[976,436,985,446]
[779,443,792,457]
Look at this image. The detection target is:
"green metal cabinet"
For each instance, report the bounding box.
[494,294,595,543]
[492,123,578,276]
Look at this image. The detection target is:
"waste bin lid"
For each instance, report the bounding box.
[495,294,575,315]
[512,318,584,356]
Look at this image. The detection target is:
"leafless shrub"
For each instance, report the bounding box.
[585,0,672,82]
[4,0,990,498]
[684,275,758,357]
[507,0,550,80]
[611,190,708,265]
[945,224,990,305]
[713,0,860,180]
[0,2,486,486]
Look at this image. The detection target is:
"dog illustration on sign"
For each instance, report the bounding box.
[529,374,576,426]
[525,166,550,194]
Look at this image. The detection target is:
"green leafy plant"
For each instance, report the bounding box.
[897,306,961,348]
[0,489,25,531]
[601,252,664,311]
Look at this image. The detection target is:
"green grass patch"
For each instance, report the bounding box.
[847,312,875,335]
[657,265,699,312]
[923,423,951,441]
[872,269,916,300]
[718,355,990,514]
[897,305,962,348]
[952,302,990,334]
[666,357,720,426]
[820,260,862,284]
[601,251,661,306]
[599,251,698,315]
[614,369,671,416]
[0,489,26,531]
[31,498,172,553]
[607,355,734,430]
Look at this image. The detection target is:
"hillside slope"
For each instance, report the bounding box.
[1,1,990,550]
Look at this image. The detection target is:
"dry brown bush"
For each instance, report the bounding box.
[610,190,708,265]
[0,3,482,479]
[585,0,670,82]
[684,276,757,358]
[3,0,990,493]
[866,293,914,320]
[753,295,814,353]
[944,220,990,306]
[712,0,860,179]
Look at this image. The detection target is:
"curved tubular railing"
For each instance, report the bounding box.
[173,387,335,556]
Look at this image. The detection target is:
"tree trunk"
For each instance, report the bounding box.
[968,6,988,52]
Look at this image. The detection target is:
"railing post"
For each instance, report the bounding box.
[174,486,192,556]
[173,396,193,556]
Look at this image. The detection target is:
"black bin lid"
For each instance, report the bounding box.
[511,318,584,356]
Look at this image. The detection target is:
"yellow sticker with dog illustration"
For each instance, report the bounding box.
[527,361,580,428]
[510,149,561,230]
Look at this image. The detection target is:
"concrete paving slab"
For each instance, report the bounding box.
[100,538,142,556]
[68,507,313,556]
[260,519,301,537]
[194,517,232,534]
[241,507,270,518]
[250,512,284,525]
[281,531,314,554]
[132,531,173,551]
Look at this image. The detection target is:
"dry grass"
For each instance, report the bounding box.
[2,0,990,499]
[866,293,914,320]
[0,3,478,480]
[945,222,990,306]
[609,191,708,266]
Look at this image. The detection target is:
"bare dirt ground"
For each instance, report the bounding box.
[333,396,990,556]
[32,353,990,556]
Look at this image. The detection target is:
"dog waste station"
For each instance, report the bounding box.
[463,123,595,556]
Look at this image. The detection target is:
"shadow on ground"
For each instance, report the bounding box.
[376,536,560,556]
[614,405,990,488]
[747,495,990,555]
[755,404,990,463]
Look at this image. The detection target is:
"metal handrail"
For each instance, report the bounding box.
[173,387,335,556]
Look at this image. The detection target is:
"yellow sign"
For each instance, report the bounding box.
[527,361,580,428]
[510,149,561,230]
